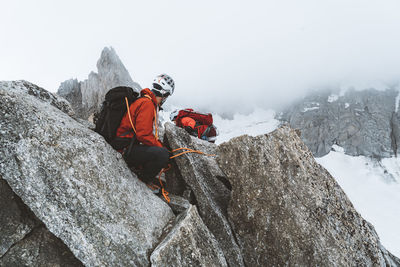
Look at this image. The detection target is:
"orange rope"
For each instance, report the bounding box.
[125,97,136,134]
[169,148,216,159]
[156,147,216,202]
[171,147,194,152]
[126,97,214,203]
[155,148,215,203]
[155,108,158,140]
[158,165,171,203]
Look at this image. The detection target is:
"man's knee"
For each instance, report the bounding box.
[156,147,170,166]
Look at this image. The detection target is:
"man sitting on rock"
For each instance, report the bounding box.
[116,74,174,192]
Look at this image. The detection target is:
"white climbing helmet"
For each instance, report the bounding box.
[152,74,175,97]
[170,109,180,121]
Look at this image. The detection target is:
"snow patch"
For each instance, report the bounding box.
[327,94,339,103]
[302,102,320,112]
[302,107,319,112]
[331,144,344,153]
[213,108,279,144]
[395,90,400,112]
[317,148,400,257]
[345,103,350,108]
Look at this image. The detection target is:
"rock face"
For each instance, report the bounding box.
[164,122,245,267]
[57,47,141,120]
[57,78,83,117]
[0,81,175,266]
[3,79,400,266]
[1,225,83,267]
[279,88,400,157]
[217,126,400,266]
[151,205,228,267]
[0,179,38,258]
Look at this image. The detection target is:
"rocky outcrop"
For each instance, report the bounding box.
[57,47,141,120]
[279,88,400,157]
[0,81,175,266]
[0,179,38,258]
[1,225,83,267]
[3,79,400,266]
[151,205,228,267]
[57,78,83,117]
[0,178,83,266]
[164,122,245,267]
[217,126,400,266]
[391,111,400,157]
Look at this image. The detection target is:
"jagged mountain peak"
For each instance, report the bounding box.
[57,47,141,120]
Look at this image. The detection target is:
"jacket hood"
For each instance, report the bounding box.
[140,88,158,107]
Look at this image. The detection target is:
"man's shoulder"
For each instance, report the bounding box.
[133,96,152,106]
[133,96,154,111]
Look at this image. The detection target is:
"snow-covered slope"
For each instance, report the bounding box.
[161,107,400,258]
[160,107,280,144]
[213,108,279,144]
[316,146,400,257]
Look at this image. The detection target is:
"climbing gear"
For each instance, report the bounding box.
[197,124,218,143]
[152,74,175,98]
[169,147,216,159]
[146,181,161,194]
[157,165,171,202]
[155,148,216,203]
[95,86,139,150]
[175,109,212,127]
[174,109,219,143]
[170,109,180,122]
[143,94,159,141]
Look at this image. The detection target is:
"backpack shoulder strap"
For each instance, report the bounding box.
[125,97,136,134]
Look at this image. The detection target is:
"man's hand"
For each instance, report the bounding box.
[184,126,198,137]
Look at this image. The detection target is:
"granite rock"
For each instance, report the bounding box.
[217,125,400,266]
[279,88,400,157]
[57,47,141,120]
[0,178,39,258]
[151,205,228,267]
[164,122,244,267]
[0,226,83,267]
[0,81,175,266]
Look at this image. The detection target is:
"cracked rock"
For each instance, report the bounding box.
[217,125,400,266]
[164,122,245,267]
[151,205,228,267]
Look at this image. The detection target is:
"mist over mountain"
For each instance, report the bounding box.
[3,1,400,115]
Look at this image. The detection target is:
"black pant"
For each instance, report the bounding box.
[124,145,169,183]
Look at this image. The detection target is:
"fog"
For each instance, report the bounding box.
[1,0,400,114]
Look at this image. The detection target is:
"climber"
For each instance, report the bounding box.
[116,74,175,192]
[170,109,218,143]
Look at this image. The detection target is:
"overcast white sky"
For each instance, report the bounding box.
[2,0,400,114]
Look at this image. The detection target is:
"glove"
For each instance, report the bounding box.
[184,126,197,137]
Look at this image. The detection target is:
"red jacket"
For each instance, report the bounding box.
[116,88,163,147]
[180,117,196,129]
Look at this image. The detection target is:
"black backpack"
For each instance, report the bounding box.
[94,86,139,150]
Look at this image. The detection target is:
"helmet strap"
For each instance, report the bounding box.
[151,89,163,97]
